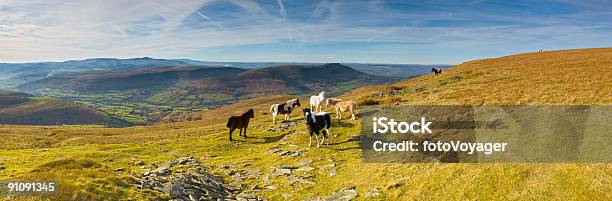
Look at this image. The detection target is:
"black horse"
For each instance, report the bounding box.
[432,68,442,76]
[226,109,255,141]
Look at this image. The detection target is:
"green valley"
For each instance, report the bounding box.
[17,64,400,124]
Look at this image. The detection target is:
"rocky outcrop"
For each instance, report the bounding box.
[304,186,358,201]
[268,146,307,158]
[134,156,264,201]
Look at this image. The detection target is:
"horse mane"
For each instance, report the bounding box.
[303,109,316,123]
[287,98,300,107]
[243,109,254,117]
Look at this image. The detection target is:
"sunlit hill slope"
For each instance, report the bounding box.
[0,90,129,127]
[345,48,611,105]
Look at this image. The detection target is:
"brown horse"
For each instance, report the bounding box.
[226,109,255,141]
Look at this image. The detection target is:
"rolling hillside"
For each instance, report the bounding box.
[0,90,129,127]
[0,49,610,200]
[0,58,445,90]
[146,63,399,109]
[0,57,200,88]
[344,48,612,105]
[194,63,397,97]
[16,63,400,124]
[17,66,246,93]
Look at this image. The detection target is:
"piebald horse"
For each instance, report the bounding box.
[270,98,301,124]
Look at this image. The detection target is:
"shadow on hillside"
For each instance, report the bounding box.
[262,133,290,143]
[335,121,356,127]
[319,139,360,151]
[234,133,290,144]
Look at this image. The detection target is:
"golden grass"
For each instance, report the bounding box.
[345,48,612,105]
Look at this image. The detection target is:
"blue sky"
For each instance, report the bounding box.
[1,0,611,64]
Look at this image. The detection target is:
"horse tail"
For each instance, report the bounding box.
[325,114,332,129]
[270,104,276,113]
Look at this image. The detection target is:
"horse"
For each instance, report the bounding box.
[325,98,343,108]
[270,98,301,124]
[309,91,325,112]
[302,108,332,147]
[226,109,254,141]
[334,100,357,120]
[432,68,442,76]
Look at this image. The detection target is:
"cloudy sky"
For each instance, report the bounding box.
[1,0,611,64]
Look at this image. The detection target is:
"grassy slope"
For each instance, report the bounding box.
[344,48,611,104]
[1,48,611,200]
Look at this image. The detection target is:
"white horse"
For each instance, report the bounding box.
[309,91,325,113]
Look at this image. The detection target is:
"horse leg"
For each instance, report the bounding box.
[308,133,313,147]
[321,132,326,145]
[243,127,247,138]
[315,133,320,148]
[350,109,355,120]
[325,128,331,145]
[335,108,339,119]
[239,128,243,136]
[272,112,276,124]
[285,114,288,121]
[229,129,234,141]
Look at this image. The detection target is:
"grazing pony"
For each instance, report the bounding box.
[334,100,357,120]
[309,91,325,112]
[432,68,442,76]
[302,108,332,147]
[270,98,301,124]
[226,109,254,141]
[325,98,343,108]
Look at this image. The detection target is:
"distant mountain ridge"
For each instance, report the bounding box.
[0,57,197,88]
[195,63,390,96]
[1,57,193,74]
[0,57,450,89]
[13,63,401,124]
[19,63,399,100]
[18,66,246,92]
[0,57,440,124]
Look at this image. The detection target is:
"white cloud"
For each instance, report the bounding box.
[1,0,611,63]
